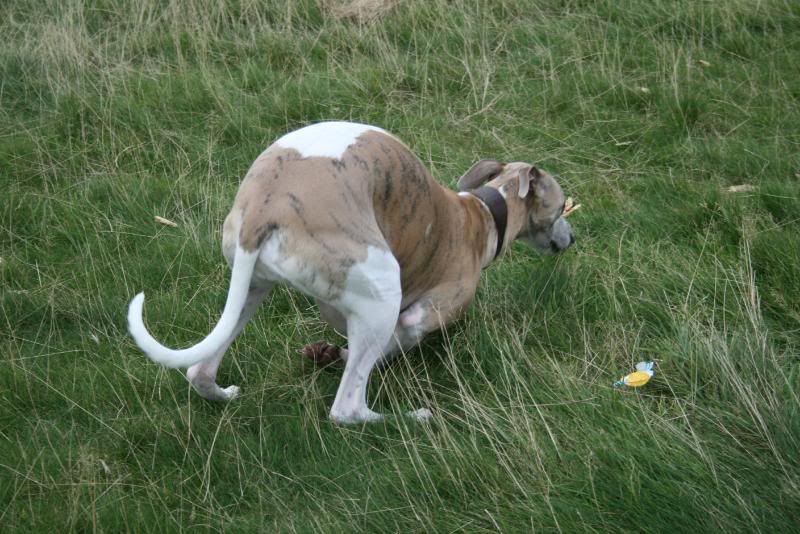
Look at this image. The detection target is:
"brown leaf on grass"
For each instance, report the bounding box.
[154,215,178,227]
[698,59,711,68]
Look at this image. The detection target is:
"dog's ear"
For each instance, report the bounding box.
[457,159,504,191]
[517,165,541,198]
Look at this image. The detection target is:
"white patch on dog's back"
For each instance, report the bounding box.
[273,121,389,159]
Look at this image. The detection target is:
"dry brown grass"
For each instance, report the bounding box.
[322,0,401,22]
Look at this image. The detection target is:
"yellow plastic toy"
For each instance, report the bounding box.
[613,361,654,388]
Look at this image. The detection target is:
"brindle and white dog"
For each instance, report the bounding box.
[128,121,574,424]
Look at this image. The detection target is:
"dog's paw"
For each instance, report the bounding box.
[220,385,240,401]
[330,407,384,425]
[300,341,343,366]
[408,408,433,422]
[190,380,241,402]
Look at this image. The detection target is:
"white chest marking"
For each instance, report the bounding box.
[272,121,389,160]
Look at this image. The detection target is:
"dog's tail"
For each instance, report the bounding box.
[127,246,259,369]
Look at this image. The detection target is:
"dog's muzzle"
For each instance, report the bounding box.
[527,217,574,256]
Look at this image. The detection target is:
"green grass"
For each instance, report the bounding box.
[2,0,799,531]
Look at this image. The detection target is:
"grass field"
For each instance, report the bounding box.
[2,0,800,531]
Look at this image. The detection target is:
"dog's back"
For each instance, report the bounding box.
[225,122,464,302]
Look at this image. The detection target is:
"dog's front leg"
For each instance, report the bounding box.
[384,279,476,364]
[377,292,471,421]
[328,284,473,424]
[304,291,462,370]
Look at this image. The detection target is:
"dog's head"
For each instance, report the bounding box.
[458,160,574,256]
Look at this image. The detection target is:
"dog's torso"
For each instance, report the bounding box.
[128,120,574,423]
[224,122,489,310]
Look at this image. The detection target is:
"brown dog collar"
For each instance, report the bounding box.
[471,186,508,260]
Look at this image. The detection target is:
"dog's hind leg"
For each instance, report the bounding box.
[186,284,271,401]
[328,248,402,424]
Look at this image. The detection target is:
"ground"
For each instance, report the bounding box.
[1,0,799,531]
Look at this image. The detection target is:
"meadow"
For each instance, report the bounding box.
[2,0,799,531]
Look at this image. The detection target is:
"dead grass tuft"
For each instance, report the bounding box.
[322,0,400,22]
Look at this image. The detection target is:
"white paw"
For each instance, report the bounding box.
[329,408,384,425]
[408,408,433,421]
[221,385,240,401]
